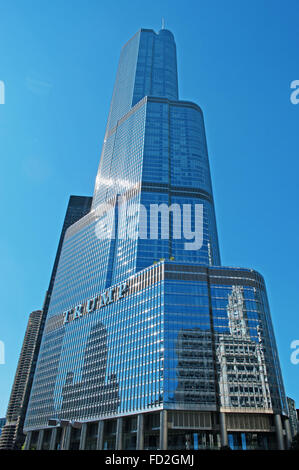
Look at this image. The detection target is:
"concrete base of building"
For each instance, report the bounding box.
[0,422,26,450]
[24,409,289,451]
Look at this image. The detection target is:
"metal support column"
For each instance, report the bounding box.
[24,431,32,450]
[116,418,123,450]
[159,410,168,450]
[62,425,72,450]
[274,414,284,450]
[219,412,228,448]
[79,423,87,450]
[49,427,58,450]
[36,429,44,450]
[136,414,144,450]
[96,421,104,450]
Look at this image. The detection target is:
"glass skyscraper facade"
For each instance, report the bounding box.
[0,196,92,450]
[23,28,290,451]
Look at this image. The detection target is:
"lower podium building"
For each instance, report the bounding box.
[23,263,291,450]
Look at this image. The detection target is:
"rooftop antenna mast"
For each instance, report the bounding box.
[161,17,165,29]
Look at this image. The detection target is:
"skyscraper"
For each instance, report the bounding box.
[23,28,290,451]
[0,196,92,450]
[0,310,43,450]
[41,195,93,328]
[35,195,93,384]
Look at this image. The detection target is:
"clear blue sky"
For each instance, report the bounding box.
[0,0,298,417]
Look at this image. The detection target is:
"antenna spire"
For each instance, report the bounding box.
[161,17,165,29]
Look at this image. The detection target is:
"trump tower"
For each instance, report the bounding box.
[23,28,291,451]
